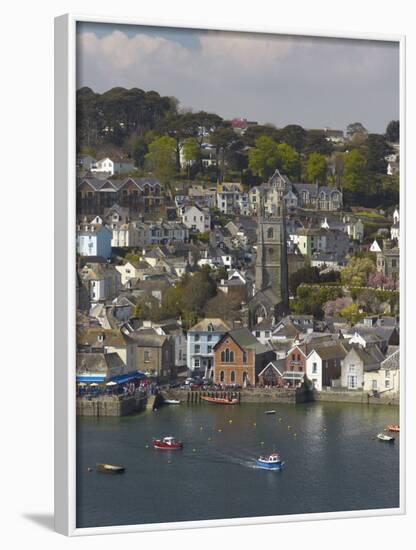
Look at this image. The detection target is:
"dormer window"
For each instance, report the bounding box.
[208,323,214,332]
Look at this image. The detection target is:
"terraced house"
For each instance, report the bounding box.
[77,176,165,214]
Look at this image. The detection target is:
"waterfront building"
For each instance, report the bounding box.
[126,327,175,381]
[285,344,308,387]
[340,345,384,390]
[187,318,231,377]
[77,326,137,373]
[362,348,400,394]
[257,359,286,387]
[305,341,349,391]
[212,327,274,387]
[76,351,126,385]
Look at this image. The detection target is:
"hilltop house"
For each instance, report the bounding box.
[90,157,135,177]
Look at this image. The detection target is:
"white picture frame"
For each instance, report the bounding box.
[54,13,406,536]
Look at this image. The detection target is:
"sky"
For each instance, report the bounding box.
[76,22,400,134]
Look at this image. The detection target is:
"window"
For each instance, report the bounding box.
[267,227,274,239]
[221,351,225,362]
[348,375,357,389]
[349,364,356,374]
[385,379,390,389]
[194,358,200,368]
[230,371,235,383]
[385,370,391,379]
[207,335,212,342]
[392,259,397,268]
[372,380,378,390]
[243,352,247,363]
[194,334,200,342]
[144,351,150,362]
[207,346,212,354]
[195,345,200,354]
[265,331,270,338]
[312,362,317,374]
[255,331,261,338]
[220,371,224,382]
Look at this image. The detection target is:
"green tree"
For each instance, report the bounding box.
[343,149,367,192]
[276,143,300,178]
[210,126,237,183]
[242,125,281,147]
[340,303,363,323]
[145,135,177,185]
[304,132,333,155]
[340,257,376,287]
[248,136,279,177]
[182,137,200,179]
[305,152,327,183]
[279,125,306,152]
[289,266,320,296]
[366,133,391,173]
[385,120,399,143]
[346,122,368,142]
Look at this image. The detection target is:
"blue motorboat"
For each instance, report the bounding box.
[256,452,284,470]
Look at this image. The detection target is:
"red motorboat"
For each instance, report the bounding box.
[153,436,183,450]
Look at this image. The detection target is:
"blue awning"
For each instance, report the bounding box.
[76,375,106,383]
[111,371,147,384]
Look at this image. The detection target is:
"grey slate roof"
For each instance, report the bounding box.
[76,352,125,374]
[381,349,400,370]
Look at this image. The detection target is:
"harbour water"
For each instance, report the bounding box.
[76,402,400,528]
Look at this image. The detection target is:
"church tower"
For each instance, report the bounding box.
[250,194,289,325]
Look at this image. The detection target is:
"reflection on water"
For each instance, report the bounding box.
[76,402,400,528]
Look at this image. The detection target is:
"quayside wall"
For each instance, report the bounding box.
[77,392,147,416]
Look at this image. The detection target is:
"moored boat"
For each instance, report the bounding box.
[377,433,395,443]
[200,395,238,405]
[256,452,284,470]
[386,424,400,433]
[96,463,125,473]
[153,436,183,450]
[265,410,276,415]
[164,399,181,405]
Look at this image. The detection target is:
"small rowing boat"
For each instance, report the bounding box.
[200,396,238,405]
[164,399,181,405]
[377,433,395,443]
[265,410,276,415]
[386,424,400,433]
[256,452,284,471]
[153,436,183,450]
[96,463,125,473]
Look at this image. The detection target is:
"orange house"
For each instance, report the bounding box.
[213,328,274,387]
